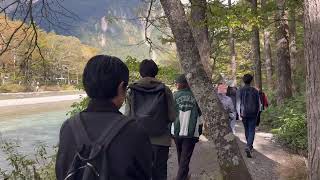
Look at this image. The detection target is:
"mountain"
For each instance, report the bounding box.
[37,0,151,60]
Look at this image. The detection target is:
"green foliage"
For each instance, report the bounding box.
[0,139,56,180]
[67,95,90,117]
[261,94,307,154]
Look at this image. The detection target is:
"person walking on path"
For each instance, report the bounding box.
[227,86,239,120]
[237,74,260,158]
[56,55,152,180]
[255,87,269,128]
[125,59,176,180]
[171,74,203,180]
[217,83,237,134]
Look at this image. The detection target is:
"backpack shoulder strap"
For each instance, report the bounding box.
[97,116,133,149]
[69,113,92,149]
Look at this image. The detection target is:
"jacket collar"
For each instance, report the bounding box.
[84,99,121,114]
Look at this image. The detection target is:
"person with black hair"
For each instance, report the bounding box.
[56,55,152,180]
[171,74,202,180]
[236,74,260,158]
[126,59,175,180]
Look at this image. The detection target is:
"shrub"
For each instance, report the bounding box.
[0,84,28,93]
[261,94,307,154]
[0,139,56,180]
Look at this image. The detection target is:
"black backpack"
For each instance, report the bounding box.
[64,113,132,180]
[128,84,169,137]
[240,87,259,118]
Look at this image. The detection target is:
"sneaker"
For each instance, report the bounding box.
[245,148,253,158]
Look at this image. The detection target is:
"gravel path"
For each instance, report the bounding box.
[167,122,307,180]
[168,139,220,180]
[235,122,307,180]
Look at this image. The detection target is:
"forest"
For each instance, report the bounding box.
[0,0,319,179]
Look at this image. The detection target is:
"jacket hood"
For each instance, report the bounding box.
[129,77,165,93]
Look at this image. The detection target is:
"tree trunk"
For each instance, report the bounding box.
[229,0,237,86]
[264,30,273,89]
[160,0,252,179]
[190,0,212,78]
[305,0,320,179]
[251,0,262,90]
[261,0,273,89]
[289,7,298,92]
[275,0,292,104]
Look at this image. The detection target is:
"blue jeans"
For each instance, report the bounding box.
[242,117,257,150]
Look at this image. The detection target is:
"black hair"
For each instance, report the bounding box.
[243,74,254,85]
[175,74,188,84]
[83,55,129,100]
[139,59,158,78]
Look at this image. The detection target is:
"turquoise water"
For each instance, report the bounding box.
[0,110,68,169]
[0,105,125,169]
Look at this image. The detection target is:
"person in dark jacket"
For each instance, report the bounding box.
[125,59,175,180]
[236,74,260,158]
[171,74,202,180]
[55,55,152,180]
[255,87,269,127]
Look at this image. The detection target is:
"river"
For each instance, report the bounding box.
[0,95,126,170]
[0,96,78,169]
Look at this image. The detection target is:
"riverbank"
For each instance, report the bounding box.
[0,92,85,120]
[0,101,75,120]
[0,90,84,100]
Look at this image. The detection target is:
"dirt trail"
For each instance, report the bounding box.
[167,122,307,180]
[235,122,307,180]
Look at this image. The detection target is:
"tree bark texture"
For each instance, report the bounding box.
[251,0,262,90]
[275,0,292,104]
[229,0,237,86]
[289,8,298,92]
[262,0,273,90]
[190,0,212,78]
[160,0,252,179]
[304,0,320,179]
[264,30,273,89]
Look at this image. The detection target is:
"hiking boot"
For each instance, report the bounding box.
[245,148,253,158]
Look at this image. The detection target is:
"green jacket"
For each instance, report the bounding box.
[125,77,176,146]
[172,88,202,138]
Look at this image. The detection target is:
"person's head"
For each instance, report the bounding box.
[175,74,189,90]
[139,59,158,78]
[83,55,129,108]
[242,74,254,85]
[217,83,228,95]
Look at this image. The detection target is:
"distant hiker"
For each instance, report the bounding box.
[227,86,238,120]
[125,59,175,180]
[255,87,269,127]
[56,55,152,180]
[36,82,40,92]
[237,74,260,158]
[171,74,202,180]
[218,83,236,133]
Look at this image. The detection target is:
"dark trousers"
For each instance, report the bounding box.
[242,117,257,150]
[256,111,262,127]
[152,145,169,180]
[174,138,197,180]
